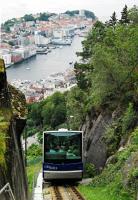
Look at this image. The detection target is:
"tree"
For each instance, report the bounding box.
[74,62,92,90]
[29,103,42,125]
[120,5,130,24]
[4,26,11,33]
[66,87,86,129]
[108,12,117,27]
[77,21,106,61]
[41,102,54,125]
[128,5,138,24]
[51,104,66,128]
[41,92,67,128]
[23,14,35,22]
[75,9,138,109]
[89,24,138,107]
[39,13,49,21]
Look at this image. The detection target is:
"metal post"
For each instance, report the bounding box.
[0,183,16,200]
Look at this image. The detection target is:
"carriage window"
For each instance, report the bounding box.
[44,132,82,163]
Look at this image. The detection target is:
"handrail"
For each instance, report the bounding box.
[0,183,16,200]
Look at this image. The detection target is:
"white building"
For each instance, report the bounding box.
[34,31,50,45]
[13,48,25,58]
[53,28,75,39]
[53,29,64,39]
[0,53,12,65]
[25,21,35,27]
[79,10,85,17]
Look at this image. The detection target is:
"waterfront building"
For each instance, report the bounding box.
[34,31,51,46]
[0,53,12,66]
[53,29,64,39]
[11,52,23,63]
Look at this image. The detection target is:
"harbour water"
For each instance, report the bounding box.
[6,36,83,81]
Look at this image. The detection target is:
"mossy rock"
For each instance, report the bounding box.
[0,59,5,73]
[0,108,12,121]
[9,84,27,118]
[0,132,6,166]
[122,152,138,188]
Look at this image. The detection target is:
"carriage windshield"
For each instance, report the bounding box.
[44,132,82,163]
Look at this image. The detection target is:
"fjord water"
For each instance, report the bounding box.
[6,36,83,81]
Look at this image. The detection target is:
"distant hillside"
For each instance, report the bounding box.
[3,10,96,30]
[64,10,96,19]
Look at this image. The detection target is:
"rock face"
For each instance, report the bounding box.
[0,59,28,200]
[81,109,112,170]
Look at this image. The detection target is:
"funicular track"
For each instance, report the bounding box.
[51,185,85,200]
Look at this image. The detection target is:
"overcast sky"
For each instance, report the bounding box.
[0,0,137,23]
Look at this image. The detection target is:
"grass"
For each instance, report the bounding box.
[78,184,132,200]
[79,185,116,200]
[26,158,42,192]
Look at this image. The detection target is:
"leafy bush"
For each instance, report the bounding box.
[121,103,136,135]
[85,163,97,178]
[128,167,138,188]
[27,144,42,160]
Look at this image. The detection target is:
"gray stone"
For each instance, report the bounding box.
[81,111,112,170]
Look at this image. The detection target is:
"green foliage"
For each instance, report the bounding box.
[0,109,11,166]
[3,18,17,32]
[27,144,42,161]
[103,103,136,157]
[128,167,138,189]
[37,132,43,144]
[65,10,79,16]
[23,14,35,22]
[120,5,130,24]
[51,104,66,128]
[107,12,117,27]
[128,5,138,24]
[74,62,92,89]
[130,128,138,145]
[79,179,132,200]
[85,163,97,178]
[76,11,138,109]
[26,144,42,192]
[26,128,37,137]
[26,92,67,140]
[27,159,41,192]
[130,168,138,179]
[85,127,138,200]
[41,92,66,128]
[0,132,6,166]
[103,123,121,156]
[64,10,96,19]
[38,13,55,21]
[76,7,138,200]
[4,26,11,33]
[28,103,42,126]
[78,21,106,60]
[66,87,86,129]
[121,103,136,134]
[85,10,96,19]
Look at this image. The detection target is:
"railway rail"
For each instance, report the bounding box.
[50,185,85,200]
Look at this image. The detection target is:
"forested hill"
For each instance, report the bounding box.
[3,9,96,28]
[64,10,96,19]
